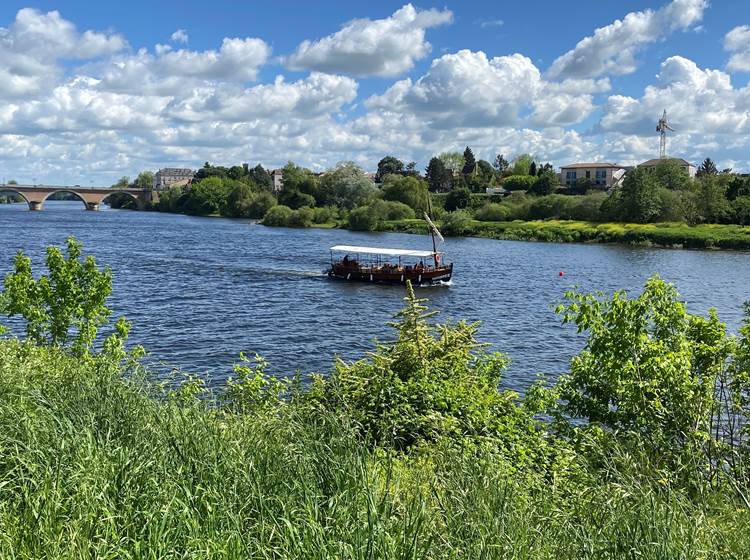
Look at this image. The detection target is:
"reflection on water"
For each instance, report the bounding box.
[1,200,749,392]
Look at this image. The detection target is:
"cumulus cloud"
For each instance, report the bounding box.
[547,0,707,79]
[599,56,749,136]
[0,8,126,98]
[2,4,750,184]
[725,25,750,72]
[286,4,452,77]
[367,49,599,129]
[171,29,189,44]
[96,37,271,96]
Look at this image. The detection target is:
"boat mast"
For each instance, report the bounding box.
[427,194,438,266]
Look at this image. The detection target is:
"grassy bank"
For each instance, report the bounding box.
[380,218,750,250]
[3,238,750,558]
[0,340,749,559]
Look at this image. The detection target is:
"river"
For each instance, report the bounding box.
[1,200,749,391]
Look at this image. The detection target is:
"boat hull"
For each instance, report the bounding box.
[327,263,453,286]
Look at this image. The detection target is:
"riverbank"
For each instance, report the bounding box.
[377,218,750,250]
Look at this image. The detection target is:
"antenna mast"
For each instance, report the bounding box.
[656,109,674,159]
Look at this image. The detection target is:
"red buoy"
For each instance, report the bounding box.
[559,271,564,276]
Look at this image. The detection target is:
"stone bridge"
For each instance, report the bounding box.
[0,184,157,211]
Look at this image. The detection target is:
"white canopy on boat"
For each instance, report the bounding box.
[330,245,440,258]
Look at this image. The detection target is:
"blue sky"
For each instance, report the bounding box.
[0,0,748,184]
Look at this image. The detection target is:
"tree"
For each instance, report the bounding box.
[462,146,476,175]
[134,171,154,190]
[249,165,272,190]
[444,187,471,211]
[319,162,377,209]
[425,157,452,192]
[727,176,750,201]
[438,152,465,175]
[381,175,429,213]
[185,177,230,215]
[528,170,557,196]
[501,175,536,192]
[493,154,509,173]
[697,158,718,177]
[528,161,537,177]
[112,176,130,189]
[7,179,18,185]
[511,154,534,176]
[376,156,405,182]
[653,159,690,190]
[618,167,660,223]
[404,161,420,177]
[556,276,729,463]
[695,175,732,224]
[1,237,128,355]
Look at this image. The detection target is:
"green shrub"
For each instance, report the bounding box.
[261,205,293,226]
[348,206,379,231]
[312,205,339,224]
[286,206,314,227]
[328,283,545,455]
[475,203,511,221]
[279,189,316,210]
[445,187,471,211]
[502,175,537,192]
[441,210,472,236]
[1,237,129,356]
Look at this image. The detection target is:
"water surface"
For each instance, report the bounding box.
[1,201,748,391]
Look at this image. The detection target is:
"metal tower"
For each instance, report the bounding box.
[656,110,674,159]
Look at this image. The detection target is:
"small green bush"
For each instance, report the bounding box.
[475,203,511,221]
[502,175,537,192]
[261,204,293,226]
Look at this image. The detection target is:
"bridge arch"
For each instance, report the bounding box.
[0,188,31,208]
[100,190,143,210]
[41,190,89,209]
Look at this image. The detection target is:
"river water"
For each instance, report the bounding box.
[1,201,749,391]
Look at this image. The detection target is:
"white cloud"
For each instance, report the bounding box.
[599,56,749,136]
[480,20,504,29]
[367,50,544,127]
[2,5,750,184]
[725,25,750,72]
[547,0,707,79]
[367,49,598,129]
[0,8,126,98]
[171,29,189,44]
[286,4,452,77]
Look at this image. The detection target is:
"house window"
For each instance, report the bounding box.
[595,169,607,185]
[565,171,577,185]
[585,170,591,179]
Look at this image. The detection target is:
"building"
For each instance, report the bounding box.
[559,163,626,189]
[153,168,196,190]
[638,158,697,178]
[270,168,284,193]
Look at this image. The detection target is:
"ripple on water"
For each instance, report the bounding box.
[1,200,749,392]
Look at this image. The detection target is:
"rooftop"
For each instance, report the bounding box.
[639,158,694,167]
[560,162,624,169]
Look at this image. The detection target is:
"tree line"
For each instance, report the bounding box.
[132,150,750,230]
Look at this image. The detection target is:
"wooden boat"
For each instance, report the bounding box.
[327,212,452,286]
[327,246,453,285]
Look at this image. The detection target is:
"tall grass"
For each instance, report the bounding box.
[1,340,748,559]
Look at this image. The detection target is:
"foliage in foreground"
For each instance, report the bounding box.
[2,239,750,558]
